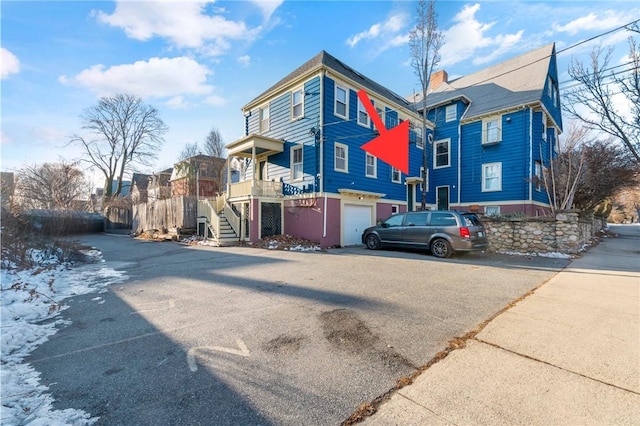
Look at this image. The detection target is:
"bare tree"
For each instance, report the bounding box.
[409,0,444,210]
[204,127,226,158]
[542,124,639,213]
[15,160,91,210]
[563,25,640,163]
[71,94,168,200]
[179,141,201,161]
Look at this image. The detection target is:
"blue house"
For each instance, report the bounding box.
[207,44,560,247]
[414,43,562,216]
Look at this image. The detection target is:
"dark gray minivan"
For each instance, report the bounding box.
[361,210,488,258]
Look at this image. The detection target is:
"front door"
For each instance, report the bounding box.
[437,186,449,210]
[407,184,414,211]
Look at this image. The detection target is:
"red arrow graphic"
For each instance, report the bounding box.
[358,89,409,174]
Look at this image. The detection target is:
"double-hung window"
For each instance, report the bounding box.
[334,143,348,172]
[482,162,502,192]
[433,139,450,168]
[335,85,348,119]
[292,88,304,120]
[291,146,303,180]
[534,161,543,191]
[445,104,456,122]
[260,105,270,133]
[365,153,376,178]
[412,122,424,149]
[391,167,401,183]
[542,115,548,142]
[483,117,501,144]
[357,98,370,127]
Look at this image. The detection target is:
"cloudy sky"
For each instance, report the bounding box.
[2,0,638,187]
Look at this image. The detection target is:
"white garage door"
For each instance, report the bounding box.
[343,204,373,246]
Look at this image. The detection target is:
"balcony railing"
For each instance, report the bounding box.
[228,180,283,198]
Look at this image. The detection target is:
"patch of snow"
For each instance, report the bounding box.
[498,250,572,259]
[1,248,127,425]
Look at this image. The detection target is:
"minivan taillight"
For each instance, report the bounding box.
[460,227,470,238]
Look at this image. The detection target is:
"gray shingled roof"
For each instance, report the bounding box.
[418,43,555,120]
[245,50,416,111]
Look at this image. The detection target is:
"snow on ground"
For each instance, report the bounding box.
[1,248,127,426]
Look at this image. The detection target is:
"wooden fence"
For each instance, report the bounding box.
[132,196,197,234]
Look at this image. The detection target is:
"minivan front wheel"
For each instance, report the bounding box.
[365,234,381,250]
[431,238,452,258]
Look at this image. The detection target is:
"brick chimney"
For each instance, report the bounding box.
[429,70,448,91]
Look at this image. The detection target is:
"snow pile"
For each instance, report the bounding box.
[497,250,571,259]
[1,248,127,425]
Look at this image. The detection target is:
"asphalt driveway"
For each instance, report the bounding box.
[29,235,570,425]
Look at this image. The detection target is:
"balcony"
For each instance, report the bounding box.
[228,180,283,198]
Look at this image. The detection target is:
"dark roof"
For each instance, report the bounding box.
[246,50,415,112]
[414,43,555,120]
[131,173,151,191]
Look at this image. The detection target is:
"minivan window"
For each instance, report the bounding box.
[384,214,404,227]
[430,212,457,226]
[461,213,482,227]
[404,212,427,226]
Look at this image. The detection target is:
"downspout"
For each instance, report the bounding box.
[457,122,461,206]
[320,69,328,239]
[529,108,533,203]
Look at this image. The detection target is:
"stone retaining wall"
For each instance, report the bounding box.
[482,210,607,255]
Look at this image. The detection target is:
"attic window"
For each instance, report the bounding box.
[445,104,456,122]
[260,105,270,133]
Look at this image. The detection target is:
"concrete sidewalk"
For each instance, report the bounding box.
[364,224,640,425]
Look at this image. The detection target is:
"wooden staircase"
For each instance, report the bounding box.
[198,197,240,247]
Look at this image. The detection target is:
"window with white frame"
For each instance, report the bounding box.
[260,105,270,133]
[365,153,376,178]
[433,139,450,168]
[334,143,348,172]
[335,85,348,119]
[412,121,424,149]
[445,104,456,122]
[357,98,370,127]
[291,146,303,180]
[292,88,304,120]
[391,167,401,183]
[482,162,502,192]
[542,115,548,142]
[483,117,501,144]
[376,106,385,130]
[391,204,399,214]
[534,161,542,191]
[485,206,500,216]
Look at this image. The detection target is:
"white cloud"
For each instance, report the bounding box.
[237,55,251,68]
[59,57,214,100]
[440,3,523,68]
[552,10,629,36]
[203,94,227,107]
[94,1,260,55]
[250,0,284,21]
[347,13,409,48]
[1,48,20,79]
[0,131,11,145]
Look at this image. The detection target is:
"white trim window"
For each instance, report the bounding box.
[482,162,502,192]
[365,153,377,178]
[542,115,548,142]
[335,85,348,119]
[291,146,303,180]
[376,105,385,130]
[411,121,424,149]
[483,116,501,144]
[445,104,456,122]
[534,161,542,191]
[485,206,500,216]
[357,97,370,127]
[260,105,270,133]
[391,166,401,183]
[292,88,304,120]
[433,139,450,168]
[391,204,399,214]
[334,142,348,172]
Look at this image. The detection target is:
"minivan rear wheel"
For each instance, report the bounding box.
[365,234,380,250]
[431,238,452,258]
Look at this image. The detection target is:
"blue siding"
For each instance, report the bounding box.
[459,110,531,203]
